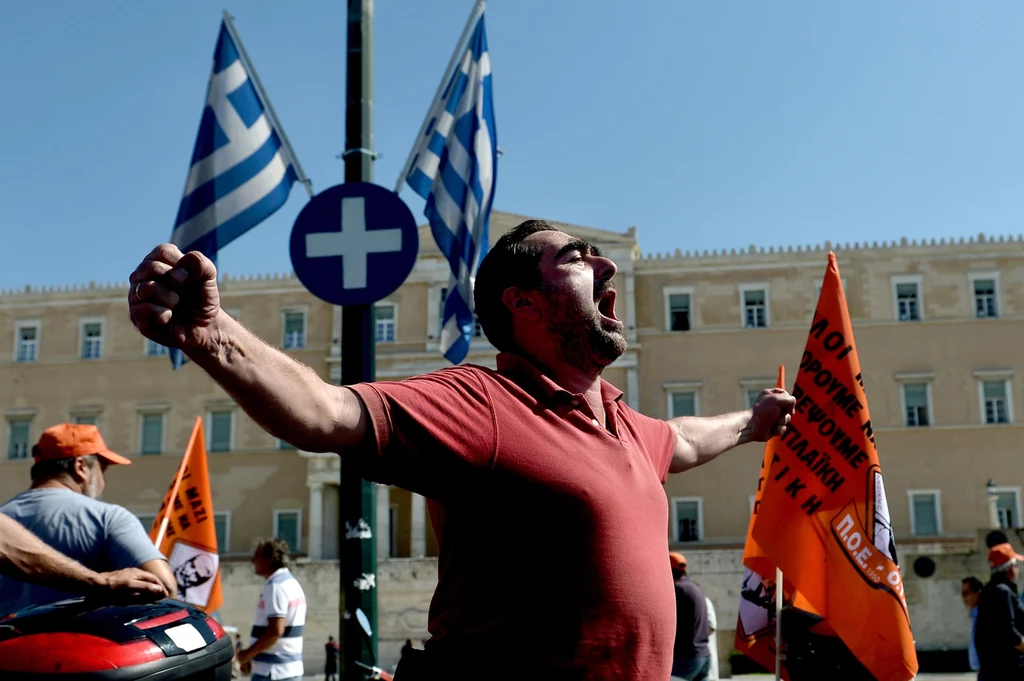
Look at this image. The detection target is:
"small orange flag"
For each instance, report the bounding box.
[148,417,223,614]
[750,253,918,680]
[735,365,791,677]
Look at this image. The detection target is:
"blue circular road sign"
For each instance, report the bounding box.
[290,183,419,306]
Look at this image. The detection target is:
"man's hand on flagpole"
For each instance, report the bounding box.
[129,244,222,352]
[743,389,795,443]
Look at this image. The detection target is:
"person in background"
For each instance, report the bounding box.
[705,595,719,680]
[236,538,307,681]
[670,552,711,681]
[0,512,166,603]
[325,635,339,681]
[0,424,176,614]
[962,576,983,677]
[975,543,1024,679]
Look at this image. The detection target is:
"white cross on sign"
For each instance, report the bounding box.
[305,197,403,289]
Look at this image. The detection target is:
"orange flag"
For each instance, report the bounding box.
[148,417,223,613]
[750,253,918,680]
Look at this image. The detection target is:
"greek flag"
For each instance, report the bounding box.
[167,18,304,368]
[405,14,497,364]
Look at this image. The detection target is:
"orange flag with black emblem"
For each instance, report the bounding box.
[750,253,918,680]
[149,417,223,613]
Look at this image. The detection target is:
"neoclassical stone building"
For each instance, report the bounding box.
[2,211,1021,671]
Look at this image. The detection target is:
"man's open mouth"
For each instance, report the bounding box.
[597,289,622,325]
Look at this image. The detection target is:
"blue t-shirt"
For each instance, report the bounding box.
[0,488,164,615]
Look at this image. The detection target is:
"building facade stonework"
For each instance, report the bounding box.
[1,212,1021,673]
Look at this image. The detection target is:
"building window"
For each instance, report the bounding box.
[15,323,39,363]
[972,277,998,319]
[902,383,931,427]
[908,491,941,536]
[209,411,234,452]
[375,304,396,343]
[214,512,231,554]
[389,505,400,558]
[274,510,302,553]
[146,339,169,357]
[668,391,698,418]
[740,284,769,328]
[892,277,922,322]
[7,418,31,460]
[277,438,296,451]
[981,380,1011,424]
[663,287,694,332]
[80,320,104,359]
[282,311,306,349]
[995,488,1021,529]
[140,413,165,455]
[439,288,484,338]
[72,414,98,426]
[672,498,703,542]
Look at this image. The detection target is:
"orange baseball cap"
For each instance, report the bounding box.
[988,542,1024,571]
[669,552,687,570]
[33,424,131,466]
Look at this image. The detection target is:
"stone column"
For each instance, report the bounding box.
[627,366,640,411]
[625,273,637,342]
[376,484,391,561]
[308,482,324,560]
[411,493,427,558]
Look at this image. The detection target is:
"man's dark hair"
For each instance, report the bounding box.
[254,537,291,569]
[30,454,98,484]
[963,576,984,593]
[474,220,558,352]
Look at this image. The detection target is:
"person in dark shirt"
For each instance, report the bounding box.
[975,543,1024,680]
[670,552,710,681]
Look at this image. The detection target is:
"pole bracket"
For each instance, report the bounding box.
[339,147,381,161]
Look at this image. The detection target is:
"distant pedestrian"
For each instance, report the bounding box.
[325,635,339,681]
[975,543,1024,680]
[962,576,983,676]
[705,596,718,680]
[235,538,307,681]
[669,552,710,681]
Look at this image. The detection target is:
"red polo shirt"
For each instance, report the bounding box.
[350,353,677,680]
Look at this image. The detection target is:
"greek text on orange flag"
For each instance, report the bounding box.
[148,417,223,613]
[750,253,918,681]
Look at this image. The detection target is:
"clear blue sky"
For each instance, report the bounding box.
[3,1,1024,290]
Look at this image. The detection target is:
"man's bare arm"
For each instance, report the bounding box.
[668,390,794,474]
[0,514,166,599]
[128,246,370,454]
[186,312,369,453]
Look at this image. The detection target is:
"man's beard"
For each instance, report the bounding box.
[544,286,627,370]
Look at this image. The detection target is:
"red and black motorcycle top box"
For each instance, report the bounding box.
[0,597,233,680]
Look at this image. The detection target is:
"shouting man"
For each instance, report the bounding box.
[128,220,794,681]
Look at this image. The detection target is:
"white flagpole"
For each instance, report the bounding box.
[775,567,784,681]
[393,0,486,193]
[222,9,314,198]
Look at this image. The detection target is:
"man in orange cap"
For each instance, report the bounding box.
[975,542,1024,679]
[0,424,177,614]
[670,552,711,681]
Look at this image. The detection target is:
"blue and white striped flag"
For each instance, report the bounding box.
[405,14,497,365]
[167,19,303,368]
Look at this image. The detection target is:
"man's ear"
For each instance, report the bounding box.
[70,457,90,483]
[501,287,541,321]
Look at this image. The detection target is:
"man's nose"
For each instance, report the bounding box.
[592,255,617,281]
